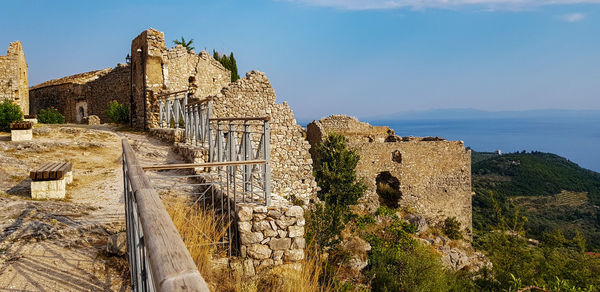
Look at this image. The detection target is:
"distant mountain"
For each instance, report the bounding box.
[472,151,600,250]
[365,108,600,121]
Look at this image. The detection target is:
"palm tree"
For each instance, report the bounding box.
[173,37,195,52]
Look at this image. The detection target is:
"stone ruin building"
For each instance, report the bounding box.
[29,66,130,123]
[307,115,473,236]
[23,28,473,271]
[0,41,29,114]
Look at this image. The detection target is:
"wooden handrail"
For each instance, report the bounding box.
[209,117,270,122]
[122,138,209,291]
[156,89,190,98]
[142,159,266,171]
[186,97,213,107]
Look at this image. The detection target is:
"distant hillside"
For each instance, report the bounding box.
[472,151,600,250]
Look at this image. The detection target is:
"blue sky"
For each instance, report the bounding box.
[1,0,599,120]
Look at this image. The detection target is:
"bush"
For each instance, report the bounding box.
[0,99,23,131]
[38,108,65,124]
[105,101,129,123]
[443,217,463,240]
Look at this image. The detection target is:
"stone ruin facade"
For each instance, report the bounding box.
[130,28,231,129]
[0,41,29,114]
[29,65,130,123]
[307,115,472,236]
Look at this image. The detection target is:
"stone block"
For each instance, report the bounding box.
[240,231,264,245]
[247,244,272,260]
[31,178,66,199]
[275,217,296,229]
[238,205,253,221]
[273,250,284,261]
[288,226,305,238]
[11,129,32,141]
[285,206,303,217]
[269,238,291,250]
[243,259,255,276]
[238,221,252,233]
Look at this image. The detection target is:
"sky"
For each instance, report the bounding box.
[0,0,599,121]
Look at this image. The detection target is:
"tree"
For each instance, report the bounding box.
[212,50,240,82]
[306,134,366,249]
[173,37,194,52]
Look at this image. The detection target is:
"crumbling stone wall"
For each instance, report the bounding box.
[0,41,29,114]
[209,71,317,202]
[307,116,472,235]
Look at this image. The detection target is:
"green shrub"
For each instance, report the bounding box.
[38,108,65,124]
[105,101,129,123]
[306,134,366,249]
[443,217,463,240]
[0,99,23,131]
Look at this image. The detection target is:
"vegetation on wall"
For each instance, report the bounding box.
[213,50,240,82]
[173,37,194,52]
[0,99,23,131]
[105,101,129,124]
[38,107,65,124]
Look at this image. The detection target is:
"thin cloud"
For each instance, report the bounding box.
[560,12,586,22]
[283,0,600,10]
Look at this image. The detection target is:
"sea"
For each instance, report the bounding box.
[363,113,600,173]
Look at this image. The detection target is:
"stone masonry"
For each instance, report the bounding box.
[209,71,317,202]
[0,41,29,114]
[29,65,130,123]
[307,115,472,235]
[236,203,306,275]
[131,28,230,129]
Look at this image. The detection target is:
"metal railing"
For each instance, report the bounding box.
[158,90,189,129]
[122,138,209,292]
[155,91,271,207]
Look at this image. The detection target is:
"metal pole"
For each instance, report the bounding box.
[263,121,271,206]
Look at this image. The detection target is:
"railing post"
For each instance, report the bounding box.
[159,99,164,128]
[263,120,271,206]
[194,104,199,146]
[243,121,251,196]
[206,100,212,149]
[174,96,180,130]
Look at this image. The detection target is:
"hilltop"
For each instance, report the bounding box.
[472,151,600,250]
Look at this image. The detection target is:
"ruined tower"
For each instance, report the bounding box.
[0,41,29,114]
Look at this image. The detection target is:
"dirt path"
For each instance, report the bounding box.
[0,124,184,291]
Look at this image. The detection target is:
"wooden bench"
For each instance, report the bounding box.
[23,115,38,124]
[30,162,73,199]
[10,121,33,130]
[10,121,33,141]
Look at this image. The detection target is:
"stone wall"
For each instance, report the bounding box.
[131,28,230,129]
[29,65,129,123]
[0,41,29,114]
[307,116,472,235]
[236,203,305,276]
[209,71,317,202]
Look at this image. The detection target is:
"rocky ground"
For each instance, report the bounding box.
[0,124,185,291]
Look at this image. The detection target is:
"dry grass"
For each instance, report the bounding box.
[165,196,333,292]
[164,198,228,279]
[218,245,332,292]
